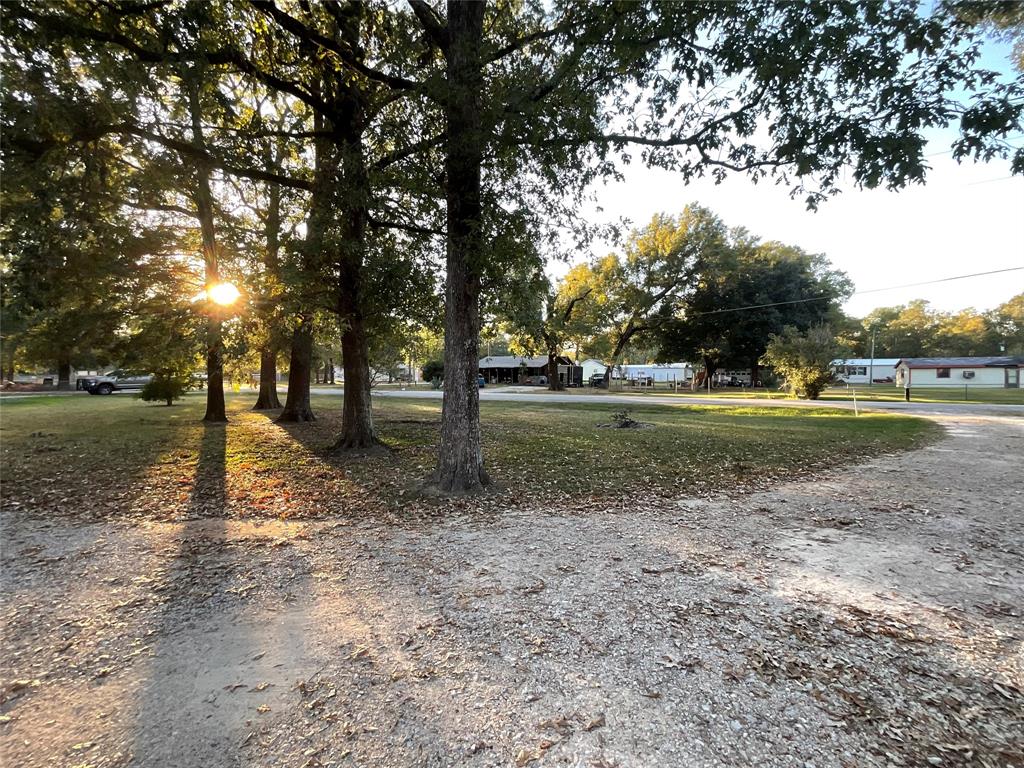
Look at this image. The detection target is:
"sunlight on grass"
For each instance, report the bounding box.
[0,392,940,520]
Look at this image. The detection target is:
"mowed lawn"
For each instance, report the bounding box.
[564,385,1024,405]
[0,392,939,521]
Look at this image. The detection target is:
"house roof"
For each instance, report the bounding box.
[478,355,574,369]
[895,356,1024,369]
[621,362,691,370]
[830,358,901,367]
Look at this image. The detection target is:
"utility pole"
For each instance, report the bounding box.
[868,326,877,387]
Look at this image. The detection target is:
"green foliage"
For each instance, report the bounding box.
[655,212,851,376]
[762,325,844,400]
[992,293,1024,355]
[568,206,727,370]
[421,360,444,382]
[139,370,192,406]
[860,300,1006,357]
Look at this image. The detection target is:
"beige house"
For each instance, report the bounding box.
[894,357,1022,388]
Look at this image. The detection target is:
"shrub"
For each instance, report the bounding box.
[761,325,841,400]
[139,369,191,406]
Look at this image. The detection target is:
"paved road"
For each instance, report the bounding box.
[319,387,1024,419]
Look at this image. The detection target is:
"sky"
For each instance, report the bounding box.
[549,41,1024,319]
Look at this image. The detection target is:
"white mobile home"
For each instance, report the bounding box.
[831,358,900,384]
[620,363,694,384]
[894,357,1022,388]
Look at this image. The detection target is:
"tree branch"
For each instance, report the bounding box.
[367,215,444,238]
[372,132,444,170]
[408,0,449,53]
[249,0,421,91]
[561,288,592,323]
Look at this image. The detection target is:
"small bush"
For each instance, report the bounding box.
[139,370,191,406]
[761,324,842,400]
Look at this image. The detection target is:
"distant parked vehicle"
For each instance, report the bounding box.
[589,374,608,388]
[86,370,153,395]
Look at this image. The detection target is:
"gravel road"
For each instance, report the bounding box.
[2,413,1022,767]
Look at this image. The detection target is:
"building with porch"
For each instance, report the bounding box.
[478,355,582,386]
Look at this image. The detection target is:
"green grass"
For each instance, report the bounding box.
[549,384,1024,405]
[818,386,1024,405]
[0,391,939,520]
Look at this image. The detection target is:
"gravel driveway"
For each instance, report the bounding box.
[2,414,1022,767]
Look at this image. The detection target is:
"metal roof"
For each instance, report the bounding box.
[478,355,572,369]
[830,358,901,367]
[895,356,1024,369]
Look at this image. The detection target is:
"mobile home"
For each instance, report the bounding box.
[894,357,1022,388]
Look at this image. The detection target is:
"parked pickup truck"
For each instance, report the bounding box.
[83,370,153,395]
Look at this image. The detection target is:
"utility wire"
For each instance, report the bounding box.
[691,266,1024,316]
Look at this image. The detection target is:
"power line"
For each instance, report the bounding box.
[691,266,1024,317]
[964,175,1015,186]
[923,135,1024,158]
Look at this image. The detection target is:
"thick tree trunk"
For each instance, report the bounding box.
[203,318,227,422]
[547,350,563,391]
[434,1,489,492]
[701,355,719,389]
[277,319,315,422]
[327,11,382,454]
[56,353,72,390]
[335,317,378,450]
[328,358,336,384]
[253,345,281,410]
[4,339,18,383]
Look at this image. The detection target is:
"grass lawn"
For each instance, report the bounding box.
[561,384,1024,405]
[0,392,939,521]
[818,385,1024,405]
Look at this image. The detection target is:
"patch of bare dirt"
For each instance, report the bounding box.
[2,415,1021,767]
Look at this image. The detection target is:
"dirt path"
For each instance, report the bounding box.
[2,415,1021,767]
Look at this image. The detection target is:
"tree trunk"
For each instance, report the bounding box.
[328,10,383,454]
[547,350,563,391]
[702,355,719,389]
[203,318,227,422]
[434,0,489,492]
[335,317,378,450]
[253,345,281,409]
[750,361,760,388]
[328,357,335,384]
[56,353,72,390]
[4,339,18,383]
[277,319,316,422]
[185,75,228,423]
[253,139,284,411]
